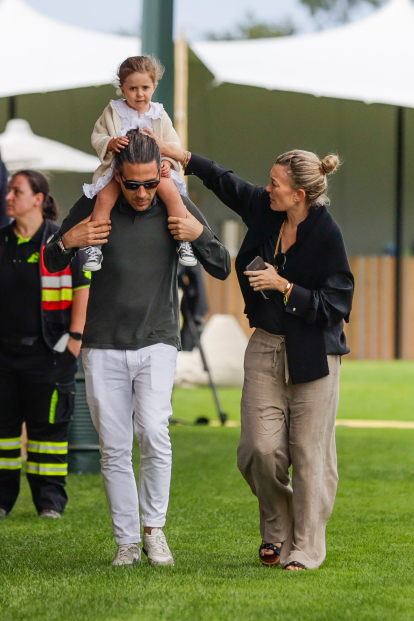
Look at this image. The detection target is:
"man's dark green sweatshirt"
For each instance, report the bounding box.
[44,193,230,350]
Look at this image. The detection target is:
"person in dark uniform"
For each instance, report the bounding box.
[0,156,10,228]
[0,170,90,518]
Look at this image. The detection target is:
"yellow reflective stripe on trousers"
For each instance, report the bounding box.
[0,457,22,469]
[26,462,68,476]
[0,437,22,449]
[49,389,58,424]
[27,441,68,454]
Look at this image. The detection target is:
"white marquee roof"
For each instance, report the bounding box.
[0,119,100,172]
[192,0,414,109]
[0,0,140,98]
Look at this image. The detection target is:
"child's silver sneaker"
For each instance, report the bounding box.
[177,241,197,267]
[83,245,103,271]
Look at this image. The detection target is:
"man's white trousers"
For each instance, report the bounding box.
[82,344,177,545]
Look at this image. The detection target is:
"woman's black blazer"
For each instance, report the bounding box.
[186,155,354,384]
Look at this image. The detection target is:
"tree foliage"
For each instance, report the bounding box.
[204,0,389,41]
[205,12,295,41]
[299,0,387,25]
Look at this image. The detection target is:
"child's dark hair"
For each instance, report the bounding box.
[114,130,161,175]
[117,55,165,86]
[13,170,58,220]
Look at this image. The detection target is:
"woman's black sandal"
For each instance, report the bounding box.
[259,542,282,566]
[284,561,306,570]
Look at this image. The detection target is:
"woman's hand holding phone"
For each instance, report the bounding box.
[244,256,290,298]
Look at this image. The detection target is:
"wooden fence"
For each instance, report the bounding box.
[203,257,414,360]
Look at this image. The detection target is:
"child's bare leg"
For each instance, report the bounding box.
[157,176,187,219]
[91,179,120,222]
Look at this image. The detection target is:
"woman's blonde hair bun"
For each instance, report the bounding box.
[321,154,340,175]
[276,149,342,207]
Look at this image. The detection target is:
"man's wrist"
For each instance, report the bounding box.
[61,233,73,250]
[192,225,211,246]
[57,236,72,254]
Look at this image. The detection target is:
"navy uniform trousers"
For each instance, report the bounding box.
[0,344,77,515]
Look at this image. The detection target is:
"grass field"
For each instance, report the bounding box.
[171,360,414,423]
[1,361,414,621]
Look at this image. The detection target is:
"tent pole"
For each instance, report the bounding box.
[394,106,404,359]
[8,96,16,120]
[141,0,174,119]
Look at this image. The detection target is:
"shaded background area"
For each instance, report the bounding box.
[1,59,413,257]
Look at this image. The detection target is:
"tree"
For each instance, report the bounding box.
[205,12,295,41]
[299,0,387,26]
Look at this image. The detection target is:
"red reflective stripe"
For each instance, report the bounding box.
[43,301,72,311]
[40,246,73,310]
[40,246,71,276]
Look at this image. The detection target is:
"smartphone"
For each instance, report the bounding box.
[245,256,269,300]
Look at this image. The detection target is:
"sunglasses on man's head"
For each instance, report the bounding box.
[120,176,161,191]
[274,252,286,272]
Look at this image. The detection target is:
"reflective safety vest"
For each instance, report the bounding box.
[40,246,73,311]
[38,220,90,350]
[0,219,90,351]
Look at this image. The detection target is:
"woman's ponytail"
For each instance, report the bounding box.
[12,170,58,220]
[42,193,58,221]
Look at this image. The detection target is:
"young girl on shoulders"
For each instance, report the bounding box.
[82,55,196,270]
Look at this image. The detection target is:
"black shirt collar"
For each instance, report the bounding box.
[8,219,46,245]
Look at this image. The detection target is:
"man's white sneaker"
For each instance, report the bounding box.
[0,508,7,517]
[112,543,141,566]
[143,528,174,566]
[177,241,197,267]
[83,245,103,271]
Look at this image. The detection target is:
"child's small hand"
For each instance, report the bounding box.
[109,137,129,153]
[161,160,172,178]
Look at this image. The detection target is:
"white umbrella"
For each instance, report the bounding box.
[0,119,100,172]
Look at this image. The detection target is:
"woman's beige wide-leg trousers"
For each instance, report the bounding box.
[237,328,340,569]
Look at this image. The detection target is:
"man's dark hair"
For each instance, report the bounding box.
[114,129,161,175]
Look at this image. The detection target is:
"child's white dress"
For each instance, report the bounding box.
[83,99,187,199]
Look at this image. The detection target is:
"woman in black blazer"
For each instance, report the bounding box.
[148,133,354,571]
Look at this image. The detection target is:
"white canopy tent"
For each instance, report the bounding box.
[192,0,412,358]
[0,0,138,218]
[192,0,414,109]
[0,0,140,98]
[0,119,100,172]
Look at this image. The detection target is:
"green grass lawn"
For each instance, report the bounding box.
[1,362,414,621]
[171,360,414,423]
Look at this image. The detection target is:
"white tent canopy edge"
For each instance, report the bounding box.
[0,0,140,98]
[192,0,414,110]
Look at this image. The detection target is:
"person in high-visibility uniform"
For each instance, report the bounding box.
[0,170,90,518]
